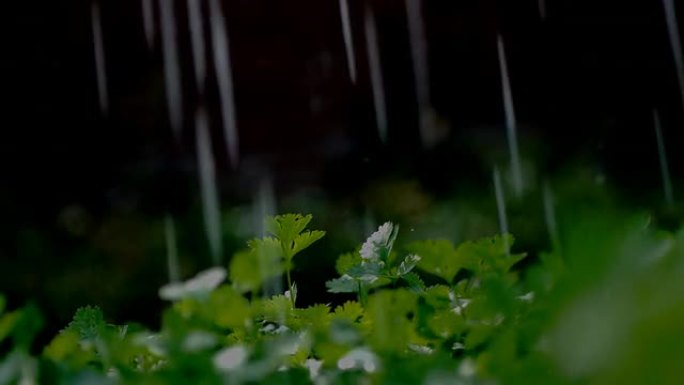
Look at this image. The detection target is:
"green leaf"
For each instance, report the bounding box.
[326,275,359,293]
[336,252,362,275]
[66,305,105,342]
[43,329,96,368]
[0,293,5,315]
[397,254,421,276]
[406,239,462,283]
[401,272,426,293]
[328,222,410,300]
[266,214,325,260]
[258,295,293,324]
[266,214,313,247]
[333,301,365,324]
[428,309,466,339]
[291,230,326,258]
[0,310,20,343]
[457,234,524,274]
[230,250,265,293]
[249,236,284,264]
[494,252,527,273]
[423,285,452,309]
[43,329,80,360]
[294,304,331,330]
[230,238,284,293]
[328,252,389,295]
[13,303,43,350]
[209,286,251,329]
[347,261,383,282]
[465,323,495,350]
[366,289,418,352]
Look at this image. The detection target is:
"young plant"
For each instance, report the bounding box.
[266,214,325,306]
[3,209,684,385]
[229,214,325,306]
[326,222,424,305]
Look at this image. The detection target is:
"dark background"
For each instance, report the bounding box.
[1,0,683,332]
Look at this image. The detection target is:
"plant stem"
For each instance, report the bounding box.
[359,283,369,308]
[286,268,294,308]
[357,281,362,305]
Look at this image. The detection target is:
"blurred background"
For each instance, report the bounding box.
[1,0,683,337]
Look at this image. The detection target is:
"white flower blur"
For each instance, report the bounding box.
[159,267,226,301]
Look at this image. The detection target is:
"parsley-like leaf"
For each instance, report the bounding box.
[406,239,462,283]
[65,306,105,342]
[335,252,362,275]
[401,272,426,293]
[326,275,359,293]
[397,254,421,276]
[266,214,326,261]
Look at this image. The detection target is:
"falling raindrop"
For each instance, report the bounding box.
[662,0,684,112]
[159,0,184,137]
[142,0,155,49]
[187,0,207,92]
[164,214,181,283]
[364,6,387,143]
[255,176,276,237]
[254,176,281,297]
[538,0,547,21]
[493,167,509,238]
[542,182,559,249]
[195,108,223,265]
[497,34,524,196]
[338,0,357,83]
[91,2,108,115]
[405,0,429,109]
[363,207,376,240]
[405,0,437,147]
[208,0,240,169]
[653,109,674,206]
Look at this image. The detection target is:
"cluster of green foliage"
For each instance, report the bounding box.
[3,211,684,384]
